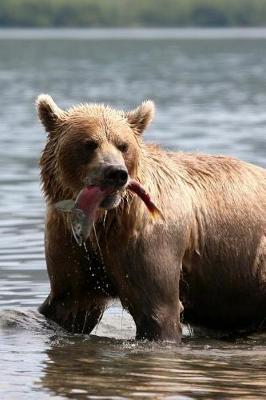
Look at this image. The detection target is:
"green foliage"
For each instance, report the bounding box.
[1,0,266,27]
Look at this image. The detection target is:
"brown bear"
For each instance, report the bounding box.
[37,94,266,342]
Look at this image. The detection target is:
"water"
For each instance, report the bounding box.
[0,28,266,399]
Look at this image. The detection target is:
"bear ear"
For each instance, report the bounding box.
[126,100,155,135]
[36,94,65,133]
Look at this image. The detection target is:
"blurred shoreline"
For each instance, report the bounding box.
[1,27,266,40]
[1,0,266,29]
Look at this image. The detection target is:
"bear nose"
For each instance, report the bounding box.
[104,165,128,188]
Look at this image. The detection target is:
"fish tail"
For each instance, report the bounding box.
[149,206,165,221]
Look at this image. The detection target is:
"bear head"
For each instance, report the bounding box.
[37,94,155,209]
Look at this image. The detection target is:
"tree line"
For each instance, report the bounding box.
[1,0,266,27]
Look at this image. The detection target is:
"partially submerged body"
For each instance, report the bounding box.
[37,95,266,341]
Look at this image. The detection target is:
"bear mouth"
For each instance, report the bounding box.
[99,191,122,210]
[83,177,125,211]
[76,184,123,212]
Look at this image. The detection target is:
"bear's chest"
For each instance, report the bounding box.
[81,244,117,297]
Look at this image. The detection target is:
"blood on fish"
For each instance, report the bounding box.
[75,186,106,217]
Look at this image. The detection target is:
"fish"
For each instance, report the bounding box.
[55,186,107,246]
[55,179,164,246]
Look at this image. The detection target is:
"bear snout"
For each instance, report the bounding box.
[102,164,128,189]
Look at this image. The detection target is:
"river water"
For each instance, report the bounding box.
[0,29,265,399]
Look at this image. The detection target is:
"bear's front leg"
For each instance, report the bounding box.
[39,292,107,334]
[115,233,183,342]
[39,212,111,334]
[134,301,182,342]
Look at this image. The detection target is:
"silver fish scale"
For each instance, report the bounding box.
[71,208,92,246]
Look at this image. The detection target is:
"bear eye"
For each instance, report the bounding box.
[117,142,128,153]
[84,140,98,152]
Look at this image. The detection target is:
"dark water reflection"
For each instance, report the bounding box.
[0,29,266,399]
[41,338,266,400]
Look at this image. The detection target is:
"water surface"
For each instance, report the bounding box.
[0,29,266,399]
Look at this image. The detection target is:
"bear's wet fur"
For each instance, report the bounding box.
[37,94,266,341]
